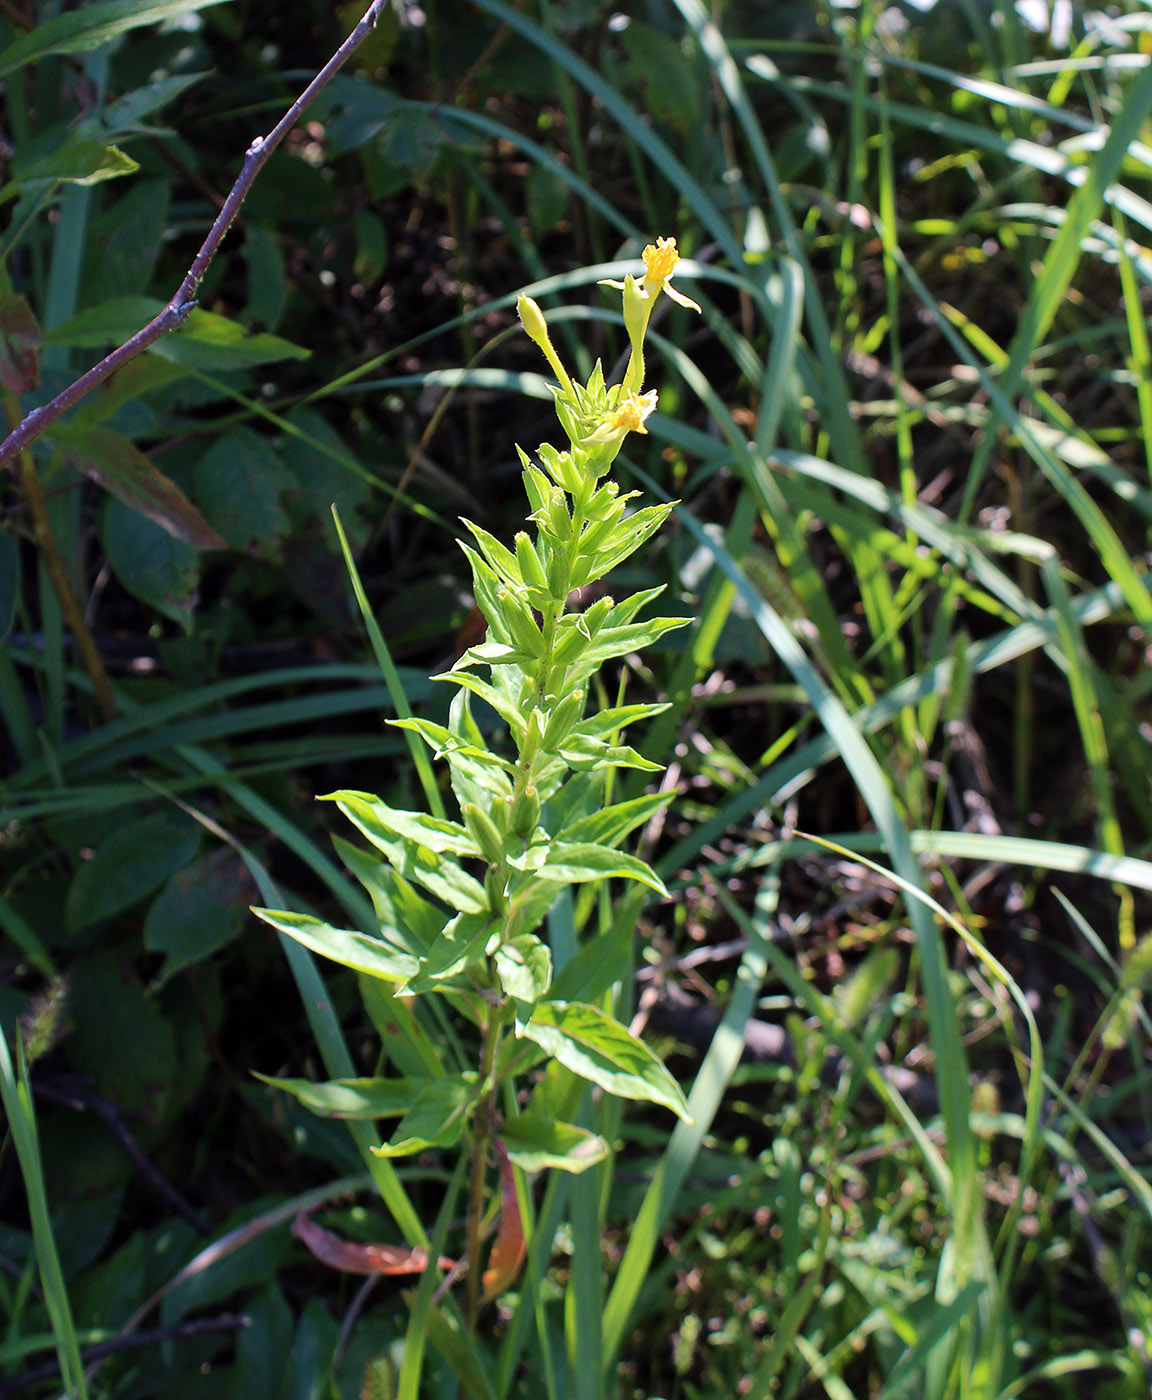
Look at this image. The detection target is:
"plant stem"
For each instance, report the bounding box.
[464,1010,504,1328]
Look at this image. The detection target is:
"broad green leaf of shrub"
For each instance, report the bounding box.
[67,950,178,1121]
[160,307,310,370]
[144,848,256,985]
[352,209,389,284]
[102,71,207,132]
[253,908,419,983]
[372,1075,474,1157]
[44,297,310,369]
[499,1114,609,1173]
[242,225,288,332]
[80,179,169,305]
[619,22,703,136]
[102,494,201,629]
[280,407,373,550]
[232,1283,293,1400]
[519,1001,692,1121]
[0,0,230,74]
[54,424,224,548]
[66,813,201,935]
[193,428,293,561]
[0,139,138,200]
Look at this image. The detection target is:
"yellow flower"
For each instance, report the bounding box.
[600,236,701,315]
[585,390,658,444]
[640,237,701,312]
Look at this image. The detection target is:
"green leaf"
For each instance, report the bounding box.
[243,225,288,331]
[253,1073,423,1120]
[280,407,372,549]
[402,912,496,993]
[42,296,159,348]
[494,934,552,1004]
[143,848,256,985]
[333,837,442,957]
[103,71,207,132]
[193,428,293,561]
[325,791,479,859]
[511,840,668,896]
[556,733,663,773]
[52,424,225,549]
[0,0,233,77]
[556,791,670,850]
[0,294,39,391]
[372,1075,474,1158]
[619,21,702,136]
[68,950,178,1120]
[333,792,489,914]
[101,495,201,629]
[80,179,169,304]
[1,140,138,199]
[252,908,419,984]
[159,307,310,370]
[65,813,201,935]
[499,1114,609,1173]
[519,1001,691,1121]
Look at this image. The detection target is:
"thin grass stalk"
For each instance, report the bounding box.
[0,1030,89,1400]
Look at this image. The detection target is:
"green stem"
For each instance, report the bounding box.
[464,1009,504,1328]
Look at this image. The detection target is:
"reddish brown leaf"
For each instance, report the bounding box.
[0,294,40,393]
[50,424,225,550]
[292,1212,454,1277]
[481,1141,526,1303]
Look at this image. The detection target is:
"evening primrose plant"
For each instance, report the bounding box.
[255,240,695,1321]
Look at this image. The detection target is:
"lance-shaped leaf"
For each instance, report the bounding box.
[253,907,418,983]
[333,836,444,957]
[558,616,690,678]
[519,1001,691,1121]
[500,1114,609,1173]
[571,501,675,587]
[461,520,523,589]
[556,733,663,773]
[400,912,497,994]
[293,1212,453,1276]
[372,1074,473,1157]
[331,792,488,914]
[254,1072,424,1120]
[434,667,527,738]
[325,791,479,859]
[390,716,516,783]
[50,424,225,549]
[481,1144,526,1302]
[509,841,668,896]
[555,790,671,850]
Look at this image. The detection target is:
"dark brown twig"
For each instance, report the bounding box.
[33,1076,211,1235]
[0,0,389,473]
[0,1315,249,1398]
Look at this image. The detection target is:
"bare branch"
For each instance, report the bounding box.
[0,0,389,472]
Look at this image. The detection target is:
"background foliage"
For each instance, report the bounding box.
[3,0,1152,1396]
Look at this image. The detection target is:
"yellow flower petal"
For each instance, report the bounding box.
[585,390,658,444]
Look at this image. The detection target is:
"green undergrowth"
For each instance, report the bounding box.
[2,1,1152,1397]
